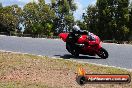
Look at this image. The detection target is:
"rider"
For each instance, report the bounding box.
[72,23,95,41]
[71,23,88,47]
[72,23,88,35]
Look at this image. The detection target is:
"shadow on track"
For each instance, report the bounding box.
[54,54,102,59]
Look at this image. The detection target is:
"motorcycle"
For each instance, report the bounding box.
[59,32,109,59]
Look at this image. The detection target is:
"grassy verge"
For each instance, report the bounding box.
[0,51,131,88]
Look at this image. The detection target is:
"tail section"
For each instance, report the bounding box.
[59,33,69,42]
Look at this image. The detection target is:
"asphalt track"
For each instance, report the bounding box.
[0,35,132,69]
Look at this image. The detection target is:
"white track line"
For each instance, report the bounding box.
[0,50,131,72]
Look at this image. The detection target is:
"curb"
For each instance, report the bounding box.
[0,50,132,72]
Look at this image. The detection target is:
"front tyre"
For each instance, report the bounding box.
[97,48,108,59]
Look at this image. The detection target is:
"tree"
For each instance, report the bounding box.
[96,0,113,40]
[83,5,98,34]
[76,20,88,31]
[50,0,77,34]
[23,1,56,36]
[0,3,3,32]
[114,0,129,41]
[0,4,23,34]
[84,0,130,41]
[129,1,132,40]
[0,3,2,8]
[98,0,129,40]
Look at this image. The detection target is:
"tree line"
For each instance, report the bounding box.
[0,0,77,36]
[82,0,132,41]
[0,0,132,41]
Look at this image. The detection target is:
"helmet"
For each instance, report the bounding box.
[73,25,80,31]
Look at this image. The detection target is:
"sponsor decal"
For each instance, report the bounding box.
[76,67,131,85]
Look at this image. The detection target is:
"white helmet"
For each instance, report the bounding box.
[73,25,80,31]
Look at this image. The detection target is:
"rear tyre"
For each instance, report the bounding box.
[66,42,71,53]
[71,49,79,57]
[97,47,108,59]
[66,43,79,57]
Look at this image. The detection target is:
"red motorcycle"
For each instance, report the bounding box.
[59,32,109,59]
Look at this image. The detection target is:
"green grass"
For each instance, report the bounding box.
[0,51,131,88]
[0,82,57,88]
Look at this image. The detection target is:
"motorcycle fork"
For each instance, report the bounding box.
[94,44,102,53]
[88,44,100,52]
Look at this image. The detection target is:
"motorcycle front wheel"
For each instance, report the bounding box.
[97,47,109,59]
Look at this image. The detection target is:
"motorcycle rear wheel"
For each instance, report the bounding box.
[66,42,79,57]
[97,47,108,59]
